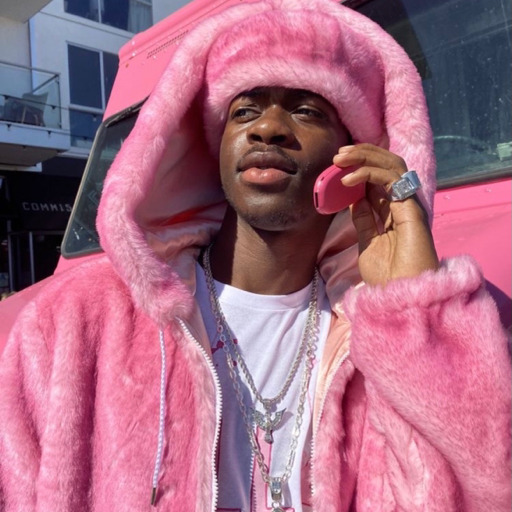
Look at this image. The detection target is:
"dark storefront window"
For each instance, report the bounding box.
[8,232,64,291]
[0,172,80,292]
[0,176,12,296]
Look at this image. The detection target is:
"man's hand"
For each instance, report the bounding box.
[334,144,439,286]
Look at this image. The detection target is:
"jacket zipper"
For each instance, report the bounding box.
[250,451,257,512]
[178,318,223,512]
[310,349,350,499]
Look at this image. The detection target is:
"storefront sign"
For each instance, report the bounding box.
[4,171,80,231]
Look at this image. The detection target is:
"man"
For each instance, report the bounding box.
[201,85,441,511]
[1,0,510,511]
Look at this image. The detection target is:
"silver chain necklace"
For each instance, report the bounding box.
[202,245,320,512]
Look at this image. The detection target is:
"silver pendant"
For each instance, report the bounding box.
[252,408,285,444]
[270,478,284,512]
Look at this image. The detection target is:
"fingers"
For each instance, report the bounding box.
[366,183,393,229]
[337,144,440,282]
[350,198,380,254]
[334,143,406,192]
[334,143,426,225]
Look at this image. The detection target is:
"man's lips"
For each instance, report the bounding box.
[238,151,297,174]
[240,167,292,186]
[237,150,298,187]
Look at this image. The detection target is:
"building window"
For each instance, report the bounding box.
[64,0,152,32]
[68,45,118,148]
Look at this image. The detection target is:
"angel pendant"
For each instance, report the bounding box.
[252,408,285,444]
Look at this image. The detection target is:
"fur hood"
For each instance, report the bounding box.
[96,0,436,325]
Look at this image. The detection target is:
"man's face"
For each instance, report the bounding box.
[219,87,350,233]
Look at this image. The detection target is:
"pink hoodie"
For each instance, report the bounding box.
[1,0,510,510]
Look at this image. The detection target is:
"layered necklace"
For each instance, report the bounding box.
[202,245,320,512]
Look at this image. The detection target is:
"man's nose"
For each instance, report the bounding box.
[247,108,295,146]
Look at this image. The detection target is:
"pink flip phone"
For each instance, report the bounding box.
[313,165,365,214]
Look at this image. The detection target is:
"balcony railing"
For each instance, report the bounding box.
[0,60,62,130]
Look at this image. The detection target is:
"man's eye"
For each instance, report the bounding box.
[294,107,325,119]
[231,107,258,120]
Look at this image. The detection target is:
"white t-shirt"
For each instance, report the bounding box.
[196,264,331,512]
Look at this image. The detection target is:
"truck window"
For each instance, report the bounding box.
[61,106,140,257]
[62,0,511,257]
[352,0,511,187]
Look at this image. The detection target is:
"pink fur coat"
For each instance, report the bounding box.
[1,254,510,511]
[1,0,510,510]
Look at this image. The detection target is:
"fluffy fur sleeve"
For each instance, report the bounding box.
[0,259,121,512]
[0,301,52,511]
[343,255,511,511]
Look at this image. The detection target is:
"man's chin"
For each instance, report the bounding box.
[238,208,300,232]
[224,192,327,233]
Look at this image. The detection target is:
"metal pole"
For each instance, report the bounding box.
[7,225,14,291]
[29,231,35,285]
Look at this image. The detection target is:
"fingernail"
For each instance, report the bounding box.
[338,145,355,153]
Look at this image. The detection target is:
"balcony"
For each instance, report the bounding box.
[0,61,70,167]
[0,0,53,23]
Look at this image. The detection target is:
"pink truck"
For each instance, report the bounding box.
[1,0,510,349]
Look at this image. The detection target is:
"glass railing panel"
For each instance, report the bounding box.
[0,60,62,130]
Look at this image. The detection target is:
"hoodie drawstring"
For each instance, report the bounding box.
[151,329,167,506]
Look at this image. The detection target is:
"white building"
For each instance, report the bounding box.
[0,0,191,292]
